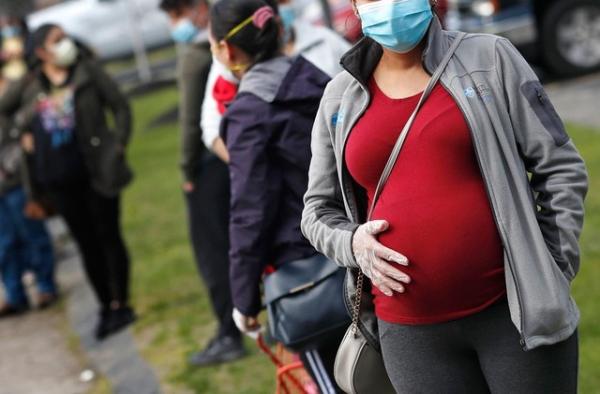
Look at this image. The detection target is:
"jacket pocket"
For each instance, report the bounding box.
[521,81,569,147]
[546,243,576,282]
[88,131,133,195]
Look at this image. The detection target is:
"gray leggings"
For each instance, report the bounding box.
[378,300,578,394]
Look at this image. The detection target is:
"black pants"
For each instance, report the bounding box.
[50,184,130,308]
[185,155,239,339]
[378,299,579,394]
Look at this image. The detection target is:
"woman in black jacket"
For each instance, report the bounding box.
[0,24,135,340]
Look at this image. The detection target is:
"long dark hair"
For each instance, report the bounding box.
[29,23,95,68]
[210,0,281,65]
[27,23,57,69]
[31,23,57,52]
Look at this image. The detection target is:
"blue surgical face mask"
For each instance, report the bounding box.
[171,18,199,43]
[357,0,433,53]
[278,4,296,34]
[2,25,22,39]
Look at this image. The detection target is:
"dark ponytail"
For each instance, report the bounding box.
[210,0,281,65]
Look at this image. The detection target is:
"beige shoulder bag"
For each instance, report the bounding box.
[334,33,466,394]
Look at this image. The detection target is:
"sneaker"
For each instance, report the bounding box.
[97,306,137,340]
[95,308,112,340]
[188,336,247,367]
[0,302,30,318]
[37,293,59,309]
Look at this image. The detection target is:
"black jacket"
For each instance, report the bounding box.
[0,58,132,197]
[0,115,21,195]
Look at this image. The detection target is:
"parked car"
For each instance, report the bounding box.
[27,0,172,60]
[445,0,600,76]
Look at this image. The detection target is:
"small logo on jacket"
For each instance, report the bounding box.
[464,87,477,98]
[331,112,345,128]
[465,84,494,103]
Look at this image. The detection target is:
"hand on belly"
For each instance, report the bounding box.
[352,220,411,297]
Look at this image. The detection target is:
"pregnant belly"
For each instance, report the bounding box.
[371,191,507,324]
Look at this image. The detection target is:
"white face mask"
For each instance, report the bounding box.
[211,54,240,83]
[51,38,78,67]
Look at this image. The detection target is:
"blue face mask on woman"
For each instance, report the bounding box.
[278,5,296,43]
[279,5,296,31]
[357,0,433,53]
[171,18,199,43]
[1,25,22,39]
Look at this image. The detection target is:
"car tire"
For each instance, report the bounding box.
[541,0,600,76]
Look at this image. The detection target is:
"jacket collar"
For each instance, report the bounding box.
[340,16,449,87]
[34,59,93,92]
[238,55,293,103]
[238,55,329,104]
[71,60,92,88]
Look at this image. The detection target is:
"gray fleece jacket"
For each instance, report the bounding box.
[301,17,588,351]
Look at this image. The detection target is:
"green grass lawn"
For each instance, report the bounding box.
[104,45,177,76]
[122,87,274,394]
[123,86,600,393]
[570,125,600,393]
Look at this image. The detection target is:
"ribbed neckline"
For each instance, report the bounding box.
[369,77,426,103]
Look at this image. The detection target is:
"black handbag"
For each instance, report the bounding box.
[264,254,350,352]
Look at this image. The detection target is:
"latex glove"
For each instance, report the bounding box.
[352,220,411,296]
[232,308,262,340]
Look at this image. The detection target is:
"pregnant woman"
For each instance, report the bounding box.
[302,0,588,392]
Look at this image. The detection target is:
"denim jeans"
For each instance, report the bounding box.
[0,187,56,306]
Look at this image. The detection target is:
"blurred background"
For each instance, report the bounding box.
[1,0,597,88]
[5,0,599,83]
[0,0,598,393]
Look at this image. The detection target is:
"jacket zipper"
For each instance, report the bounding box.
[441,80,529,351]
[336,83,375,344]
[339,84,372,223]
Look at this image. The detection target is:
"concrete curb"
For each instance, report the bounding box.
[58,243,162,394]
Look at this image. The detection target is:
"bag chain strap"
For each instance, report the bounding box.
[348,33,466,336]
[351,270,364,336]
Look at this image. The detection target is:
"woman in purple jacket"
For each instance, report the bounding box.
[209,0,341,391]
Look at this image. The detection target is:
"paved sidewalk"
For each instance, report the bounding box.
[0,219,161,394]
[546,72,600,129]
[0,267,89,394]
[60,248,162,394]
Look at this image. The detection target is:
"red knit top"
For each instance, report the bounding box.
[345,79,506,325]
